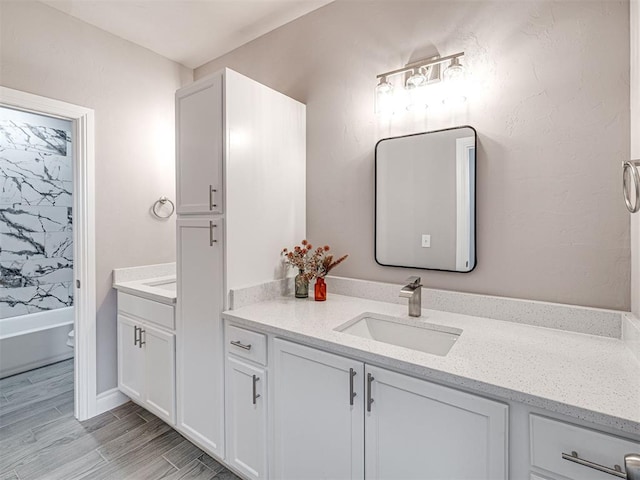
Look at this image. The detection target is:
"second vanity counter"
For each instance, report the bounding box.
[223,294,640,436]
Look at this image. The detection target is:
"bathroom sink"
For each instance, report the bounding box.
[143,279,177,293]
[335,313,461,356]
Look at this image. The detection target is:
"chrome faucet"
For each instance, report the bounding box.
[399,276,422,317]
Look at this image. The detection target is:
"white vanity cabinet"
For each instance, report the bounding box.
[529,414,640,480]
[117,315,145,402]
[176,73,223,215]
[273,339,365,480]
[272,338,508,480]
[225,325,268,480]
[117,292,176,425]
[175,68,305,462]
[176,217,225,456]
[365,365,508,479]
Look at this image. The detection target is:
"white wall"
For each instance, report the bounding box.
[0,1,192,393]
[197,0,631,310]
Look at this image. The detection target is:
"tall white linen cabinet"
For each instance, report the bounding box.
[175,68,306,459]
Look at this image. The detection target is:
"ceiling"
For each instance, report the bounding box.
[40,0,333,69]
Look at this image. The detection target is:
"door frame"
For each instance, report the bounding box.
[0,86,97,421]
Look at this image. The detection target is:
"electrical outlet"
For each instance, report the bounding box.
[421,234,431,248]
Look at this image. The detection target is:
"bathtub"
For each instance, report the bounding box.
[0,307,74,378]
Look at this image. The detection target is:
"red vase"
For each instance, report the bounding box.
[314,277,327,301]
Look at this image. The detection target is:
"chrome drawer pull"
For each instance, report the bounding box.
[209,221,217,246]
[230,340,252,351]
[562,451,625,478]
[209,185,218,209]
[367,373,374,412]
[349,368,357,406]
[252,375,260,405]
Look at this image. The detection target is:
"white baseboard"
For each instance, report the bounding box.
[96,387,129,415]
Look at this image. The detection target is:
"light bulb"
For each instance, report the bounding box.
[443,57,467,105]
[406,83,428,111]
[406,102,427,112]
[375,77,393,94]
[406,68,427,89]
[375,77,394,114]
[443,57,465,82]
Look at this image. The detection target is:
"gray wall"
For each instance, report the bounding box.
[1,1,192,393]
[196,0,631,310]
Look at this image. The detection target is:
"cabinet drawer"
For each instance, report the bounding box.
[226,325,266,365]
[530,414,639,479]
[118,292,175,330]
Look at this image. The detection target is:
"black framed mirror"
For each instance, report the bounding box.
[375,125,477,272]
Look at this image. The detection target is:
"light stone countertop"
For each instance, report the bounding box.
[112,263,176,304]
[222,294,640,436]
[112,274,176,304]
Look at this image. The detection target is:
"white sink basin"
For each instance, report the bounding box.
[142,279,177,293]
[335,313,462,356]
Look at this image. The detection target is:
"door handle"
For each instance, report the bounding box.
[349,368,357,406]
[133,325,139,346]
[367,373,374,412]
[252,375,261,405]
[209,185,218,210]
[139,329,145,348]
[561,451,625,478]
[209,221,217,246]
[230,340,251,351]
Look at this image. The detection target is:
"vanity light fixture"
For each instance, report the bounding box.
[375,52,467,114]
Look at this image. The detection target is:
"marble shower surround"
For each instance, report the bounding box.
[0,108,74,318]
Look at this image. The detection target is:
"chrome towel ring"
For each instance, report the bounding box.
[152,196,175,219]
[623,160,640,214]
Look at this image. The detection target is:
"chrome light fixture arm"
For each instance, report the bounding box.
[376,52,465,81]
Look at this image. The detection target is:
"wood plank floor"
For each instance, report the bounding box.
[0,360,241,480]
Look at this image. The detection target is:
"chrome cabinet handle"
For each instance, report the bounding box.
[133,325,139,346]
[626,454,640,480]
[367,373,374,412]
[139,329,145,348]
[623,160,640,213]
[209,185,218,210]
[562,451,625,478]
[349,368,357,406]
[252,375,260,405]
[209,221,217,246]
[230,340,252,351]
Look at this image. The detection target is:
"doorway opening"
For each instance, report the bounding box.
[0,86,96,420]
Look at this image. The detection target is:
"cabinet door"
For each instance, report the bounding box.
[117,315,144,402]
[177,217,225,456]
[225,356,267,480]
[143,323,176,425]
[365,365,508,480]
[273,339,364,480]
[176,74,223,215]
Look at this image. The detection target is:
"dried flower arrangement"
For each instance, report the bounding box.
[281,240,315,283]
[281,240,348,281]
[308,246,348,279]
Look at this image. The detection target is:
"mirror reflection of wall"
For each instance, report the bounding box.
[375,126,476,272]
